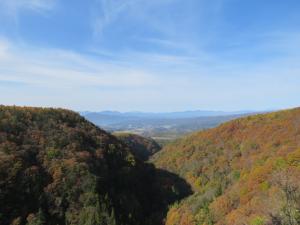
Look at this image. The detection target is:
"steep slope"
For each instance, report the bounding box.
[151,108,300,225]
[0,106,191,225]
[114,133,161,161]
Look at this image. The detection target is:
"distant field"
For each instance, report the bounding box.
[83,111,253,143]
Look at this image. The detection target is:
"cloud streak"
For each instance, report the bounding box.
[91,0,182,38]
[1,36,300,111]
[0,42,159,89]
[0,0,55,20]
[0,39,10,60]
[1,0,300,111]
[92,0,137,37]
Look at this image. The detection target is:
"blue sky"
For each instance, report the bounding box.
[0,0,300,112]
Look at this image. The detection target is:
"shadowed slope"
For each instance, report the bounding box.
[115,133,161,161]
[0,106,192,225]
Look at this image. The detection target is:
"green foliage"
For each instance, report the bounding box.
[259,181,270,191]
[250,216,265,225]
[232,170,240,181]
[46,148,62,160]
[77,202,116,225]
[274,157,287,169]
[26,209,46,225]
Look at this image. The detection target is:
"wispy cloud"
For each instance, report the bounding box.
[1,36,300,111]
[0,38,169,110]
[0,39,159,89]
[0,0,56,20]
[92,0,137,37]
[0,38,10,60]
[91,0,181,38]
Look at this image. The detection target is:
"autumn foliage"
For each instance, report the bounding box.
[0,106,190,225]
[152,108,300,225]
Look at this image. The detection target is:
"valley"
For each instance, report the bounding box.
[83,111,252,145]
[0,106,299,225]
[2,0,299,224]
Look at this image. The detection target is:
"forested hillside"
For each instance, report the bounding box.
[2,106,299,225]
[0,106,191,225]
[152,108,300,225]
[114,133,161,161]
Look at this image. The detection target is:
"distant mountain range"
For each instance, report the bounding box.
[80,110,253,120]
[81,110,257,142]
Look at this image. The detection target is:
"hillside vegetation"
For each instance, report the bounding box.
[0,106,191,225]
[152,108,300,225]
[114,133,161,161]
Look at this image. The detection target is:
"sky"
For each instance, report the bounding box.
[0,0,300,112]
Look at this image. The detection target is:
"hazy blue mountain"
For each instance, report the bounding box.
[81,110,252,120]
[82,110,255,142]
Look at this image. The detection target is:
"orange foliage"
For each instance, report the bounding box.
[153,107,300,224]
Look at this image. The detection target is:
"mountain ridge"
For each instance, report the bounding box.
[0,105,191,225]
[151,107,300,225]
[82,110,254,143]
[81,110,255,119]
